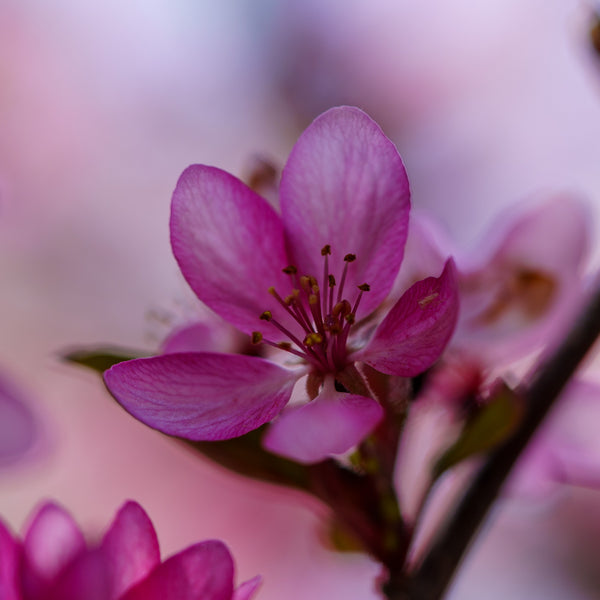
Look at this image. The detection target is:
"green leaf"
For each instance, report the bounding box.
[62,347,145,373]
[432,384,523,479]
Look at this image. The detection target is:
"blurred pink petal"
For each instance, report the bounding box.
[0,370,38,467]
[21,503,86,599]
[121,541,234,600]
[0,519,20,600]
[457,195,590,362]
[101,501,160,598]
[510,379,600,496]
[232,576,262,600]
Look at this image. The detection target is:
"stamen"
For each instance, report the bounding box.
[260,248,368,373]
[269,286,311,333]
[322,244,331,316]
[282,265,298,288]
[304,332,323,346]
[337,254,356,304]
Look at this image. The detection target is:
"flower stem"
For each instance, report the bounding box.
[391,277,600,600]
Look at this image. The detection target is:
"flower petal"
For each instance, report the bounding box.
[120,540,234,600]
[21,503,86,598]
[101,501,160,598]
[170,165,291,335]
[358,259,459,376]
[46,549,111,600]
[0,520,20,600]
[161,320,241,355]
[280,106,410,317]
[104,353,298,440]
[233,576,262,600]
[0,370,38,467]
[263,384,383,464]
[456,195,590,363]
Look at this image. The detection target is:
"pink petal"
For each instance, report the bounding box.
[0,370,37,467]
[161,322,224,354]
[233,576,262,600]
[358,259,459,377]
[510,380,600,496]
[120,540,234,600]
[170,165,291,336]
[101,501,160,598]
[104,353,298,440]
[21,503,86,598]
[161,319,244,355]
[262,384,384,464]
[45,549,111,600]
[0,520,20,600]
[455,195,590,363]
[280,106,410,318]
[465,194,590,274]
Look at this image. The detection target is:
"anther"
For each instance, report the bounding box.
[333,300,351,318]
[358,283,370,292]
[321,245,331,256]
[282,265,297,275]
[328,274,336,287]
[260,311,272,321]
[277,341,292,350]
[344,254,356,263]
[251,331,263,344]
[304,332,323,346]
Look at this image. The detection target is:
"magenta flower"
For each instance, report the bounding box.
[105,106,459,463]
[0,500,260,600]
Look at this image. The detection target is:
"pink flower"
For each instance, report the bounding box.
[395,194,590,365]
[0,500,260,600]
[104,106,459,463]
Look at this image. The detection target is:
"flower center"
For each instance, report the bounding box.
[252,245,370,373]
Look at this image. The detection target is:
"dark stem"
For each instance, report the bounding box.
[392,279,600,600]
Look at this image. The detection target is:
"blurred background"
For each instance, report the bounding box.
[1,0,600,598]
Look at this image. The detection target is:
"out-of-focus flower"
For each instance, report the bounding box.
[395,194,590,365]
[510,379,600,497]
[0,500,260,600]
[104,106,459,464]
[0,369,38,468]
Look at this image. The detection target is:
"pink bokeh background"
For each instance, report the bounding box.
[2,1,600,598]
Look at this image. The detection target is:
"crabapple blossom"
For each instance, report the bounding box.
[104,106,459,463]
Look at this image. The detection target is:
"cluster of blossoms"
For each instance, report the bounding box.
[0,500,259,600]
